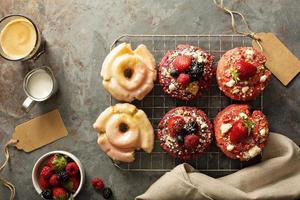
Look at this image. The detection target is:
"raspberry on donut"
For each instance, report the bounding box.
[216,47,271,101]
[157,107,213,160]
[158,44,214,101]
[214,104,269,161]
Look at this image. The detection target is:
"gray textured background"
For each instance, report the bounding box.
[0,0,299,199]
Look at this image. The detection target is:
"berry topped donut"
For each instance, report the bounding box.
[158,44,214,101]
[214,104,269,161]
[101,43,156,102]
[157,107,213,160]
[216,47,271,101]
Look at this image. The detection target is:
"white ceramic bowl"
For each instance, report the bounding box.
[32,150,85,198]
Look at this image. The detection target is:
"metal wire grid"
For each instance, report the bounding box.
[109,34,263,172]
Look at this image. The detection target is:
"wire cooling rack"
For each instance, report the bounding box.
[109,34,263,173]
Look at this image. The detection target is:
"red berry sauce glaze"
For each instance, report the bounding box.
[157,106,213,160]
[214,104,269,161]
[158,44,214,101]
[216,47,271,101]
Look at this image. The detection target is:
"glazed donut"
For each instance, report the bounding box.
[93,103,154,162]
[101,43,156,102]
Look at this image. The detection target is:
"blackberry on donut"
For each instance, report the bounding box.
[216,47,271,101]
[157,107,213,160]
[158,44,214,101]
[214,104,269,161]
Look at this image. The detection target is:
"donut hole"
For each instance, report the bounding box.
[124,68,133,79]
[119,122,129,133]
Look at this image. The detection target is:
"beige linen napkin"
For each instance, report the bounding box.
[136,133,300,200]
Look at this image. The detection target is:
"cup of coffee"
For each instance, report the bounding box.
[22,67,57,112]
[0,15,44,61]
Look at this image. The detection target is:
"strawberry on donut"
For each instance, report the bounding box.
[216,47,271,101]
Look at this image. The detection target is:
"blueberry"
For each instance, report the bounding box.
[102,187,113,199]
[177,135,184,145]
[57,171,69,183]
[183,121,198,134]
[170,69,179,77]
[188,62,204,81]
[41,189,52,199]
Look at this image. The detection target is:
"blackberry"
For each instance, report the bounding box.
[57,171,69,183]
[176,134,184,145]
[102,187,113,199]
[170,69,179,77]
[41,189,52,199]
[183,121,198,134]
[188,62,204,81]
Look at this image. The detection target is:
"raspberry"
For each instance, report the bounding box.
[91,177,105,190]
[167,116,185,137]
[173,55,192,72]
[65,162,79,176]
[39,176,50,189]
[177,73,190,86]
[40,166,53,179]
[229,121,248,144]
[49,174,60,187]
[52,187,68,200]
[184,134,200,149]
[236,61,257,80]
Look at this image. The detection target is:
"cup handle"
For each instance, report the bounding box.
[22,97,36,112]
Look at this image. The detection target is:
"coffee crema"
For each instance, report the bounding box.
[0,17,37,60]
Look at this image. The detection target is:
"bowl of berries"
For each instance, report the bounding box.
[32,151,85,200]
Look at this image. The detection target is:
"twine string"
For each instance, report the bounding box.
[0,139,18,200]
[213,0,263,51]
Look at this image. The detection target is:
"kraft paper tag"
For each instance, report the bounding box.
[12,109,68,152]
[252,32,300,86]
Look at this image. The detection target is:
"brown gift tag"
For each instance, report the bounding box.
[252,32,300,86]
[12,109,68,152]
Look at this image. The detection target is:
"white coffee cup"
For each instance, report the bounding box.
[22,66,57,112]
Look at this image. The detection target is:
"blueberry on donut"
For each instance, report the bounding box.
[158,44,214,101]
[93,103,154,162]
[216,47,271,101]
[101,43,156,102]
[214,104,269,161]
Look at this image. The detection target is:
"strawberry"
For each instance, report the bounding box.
[39,176,50,189]
[91,177,105,190]
[49,174,60,187]
[52,187,69,200]
[177,73,190,86]
[47,154,67,172]
[184,134,199,149]
[63,176,80,193]
[65,162,79,176]
[236,61,257,80]
[229,121,248,144]
[173,55,192,72]
[167,116,185,137]
[40,166,53,179]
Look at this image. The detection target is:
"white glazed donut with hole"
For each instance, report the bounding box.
[101,43,156,102]
[93,103,154,162]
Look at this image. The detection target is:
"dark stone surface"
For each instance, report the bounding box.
[0,0,299,199]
